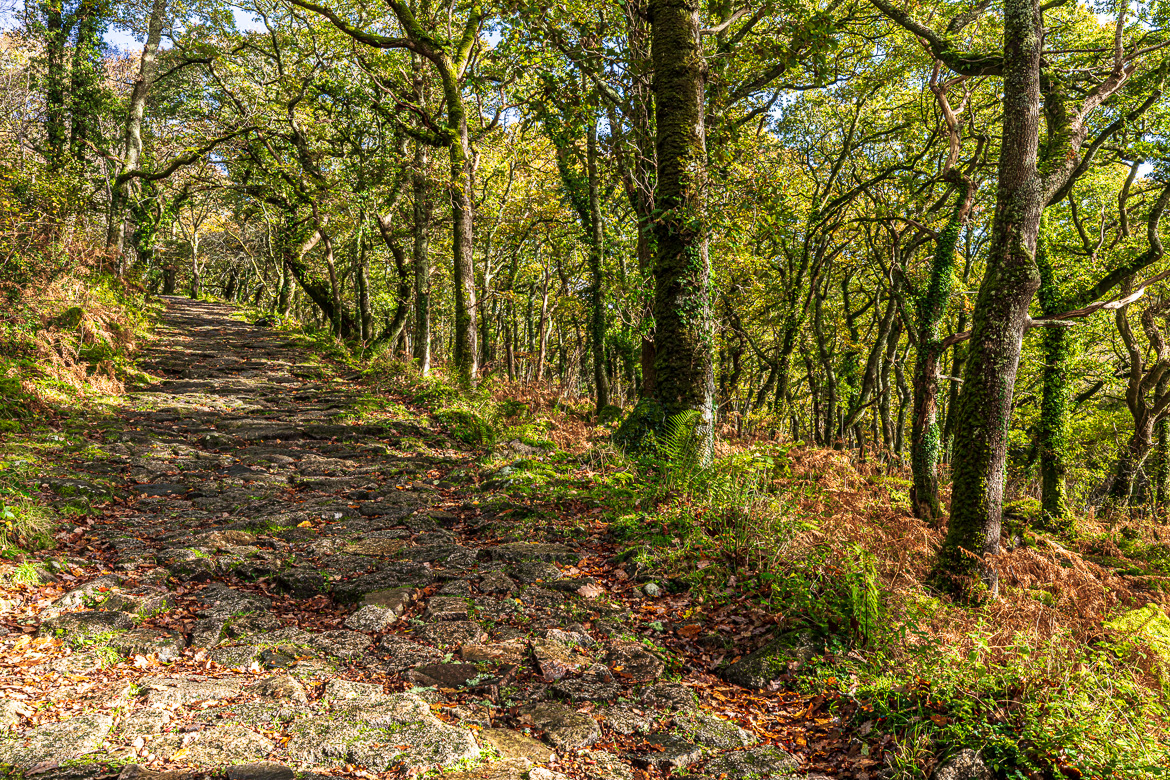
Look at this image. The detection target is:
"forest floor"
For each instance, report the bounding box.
[0,297,853,780]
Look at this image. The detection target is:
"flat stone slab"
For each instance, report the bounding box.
[477,728,555,764]
[461,639,529,664]
[534,639,592,682]
[631,733,702,772]
[673,711,756,749]
[598,706,652,735]
[640,682,698,711]
[607,642,664,682]
[478,571,517,594]
[407,663,487,688]
[47,575,123,612]
[108,628,184,662]
[343,538,406,556]
[332,565,433,603]
[512,561,563,583]
[225,763,295,780]
[377,635,445,672]
[417,620,486,648]
[274,568,326,598]
[194,584,271,618]
[553,665,621,702]
[522,703,601,752]
[425,595,471,621]
[288,692,480,772]
[0,713,113,767]
[308,630,372,659]
[578,749,635,780]
[488,543,582,564]
[362,585,416,613]
[142,677,244,708]
[344,604,399,632]
[132,483,189,496]
[251,675,308,704]
[442,759,533,780]
[702,745,801,777]
[166,724,275,766]
[39,610,136,639]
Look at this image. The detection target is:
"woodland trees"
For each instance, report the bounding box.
[5,0,1170,599]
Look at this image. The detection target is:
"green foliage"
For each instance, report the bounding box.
[808,629,1170,779]
[643,409,705,497]
[3,561,43,585]
[0,457,56,556]
[435,406,496,448]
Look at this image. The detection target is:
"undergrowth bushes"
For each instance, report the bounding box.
[0,268,155,557]
[599,413,1170,778]
[0,274,156,416]
[348,353,1170,777]
[360,354,568,451]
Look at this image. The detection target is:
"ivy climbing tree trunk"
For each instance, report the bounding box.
[910,189,971,523]
[649,0,714,457]
[1036,183,1170,526]
[875,0,1145,599]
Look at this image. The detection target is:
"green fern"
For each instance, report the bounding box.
[651,410,703,495]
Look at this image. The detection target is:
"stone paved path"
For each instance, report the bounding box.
[0,298,826,780]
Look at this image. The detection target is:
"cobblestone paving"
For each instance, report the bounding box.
[0,298,824,780]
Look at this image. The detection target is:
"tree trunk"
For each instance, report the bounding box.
[937,0,1044,596]
[412,142,433,374]
[42,0,68,167]
[107,0,167,256]
[189,234,201,299]
[587,111,610,412]
[445,89,478,385]
[1155,418,1169,506]
[1110,423,1156,507]
[1036,229,1074,531]
[68,0,102,163]
[910,198,968,522]
[377,213,413,352]
[535,259,551,383]
[649,0,713,457]
[356,224,372,341]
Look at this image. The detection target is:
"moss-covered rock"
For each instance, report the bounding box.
[613,398,666,453]
[718,630,822,689]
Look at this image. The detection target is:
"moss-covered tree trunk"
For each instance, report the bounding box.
[106,0,167,258]
[68,0,104,164]
[649,0,714,456]
[1155,418,1169,505]
[446,95,478,385]
[910,202,965,523]
[587,112,610,412]
[936,0,1044,596]
[41,0,68,167]
[1111,423,1156,507]
[412,138,432,375]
